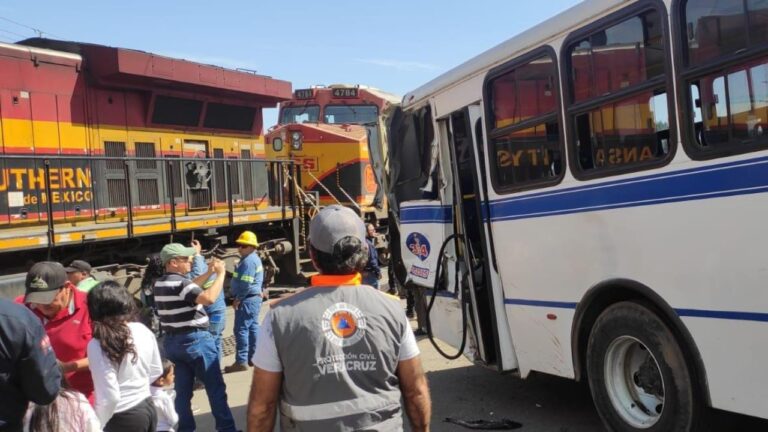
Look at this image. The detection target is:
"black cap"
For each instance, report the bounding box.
[64,260,92,273]
[24,262,68,304]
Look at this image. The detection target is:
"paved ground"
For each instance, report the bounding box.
[189,282,768,431]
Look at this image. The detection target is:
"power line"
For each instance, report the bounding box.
[0,27,29,39]
[0,16,58,38]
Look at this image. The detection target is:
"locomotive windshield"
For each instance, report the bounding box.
[280,105,320,124]
[324,105,378,124]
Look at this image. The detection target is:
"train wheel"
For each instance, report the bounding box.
[586,302,705,432]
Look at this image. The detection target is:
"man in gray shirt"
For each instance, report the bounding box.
[247,205,431,431]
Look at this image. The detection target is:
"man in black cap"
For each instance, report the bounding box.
[17,261,95,402]
[64,259,98,293]
[0,298,61,431]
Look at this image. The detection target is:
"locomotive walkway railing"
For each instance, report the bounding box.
[0,154,298,249]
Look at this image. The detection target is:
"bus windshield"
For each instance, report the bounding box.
[280,105,320,124]
[323,105,379,124]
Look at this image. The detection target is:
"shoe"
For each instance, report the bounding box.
[223,363,249,373]
[406,310,415,319]
[193,380,205,391]
[413,329,428,337]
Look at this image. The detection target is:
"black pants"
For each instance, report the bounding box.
[103,397,157,432]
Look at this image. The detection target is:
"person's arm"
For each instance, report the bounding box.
[147,327,164,383]
[60,357,89,374]
[87,340,120,425]
[397,356,431,432]
[195,259,226,306]
[247,367,282,432]
[18,318,61,405]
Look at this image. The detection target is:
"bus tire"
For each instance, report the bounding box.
[586,301,704,432]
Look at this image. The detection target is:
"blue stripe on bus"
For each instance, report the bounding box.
[399,157,768,224]
[401,206,452,224]
[489,156,768,222]
[504,298,578,309]
[674,308,768,322]
[503,298,768,322]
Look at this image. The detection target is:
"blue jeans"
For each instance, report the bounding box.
[163,330,236,432]
[234,296,262,365]
[362,272,379,290]
[207,310,226,359]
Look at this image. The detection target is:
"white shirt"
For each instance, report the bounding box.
[151,386,179,432]
[252,308,420,372]
[23,390,102,432]
[87,322,163,425]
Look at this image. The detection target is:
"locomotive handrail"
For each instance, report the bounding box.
[3,154,298,250]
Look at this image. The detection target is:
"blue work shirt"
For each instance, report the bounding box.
[231,252,264,301]
[364,238,381,278]
[188,255,226,314]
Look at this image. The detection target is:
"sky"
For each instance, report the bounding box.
[0,0,582,127]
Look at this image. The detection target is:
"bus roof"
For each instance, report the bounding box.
[401,0,630,109]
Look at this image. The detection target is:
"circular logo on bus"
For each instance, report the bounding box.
[321,302,367,347]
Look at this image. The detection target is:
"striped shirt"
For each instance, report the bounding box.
[153,273,209,331]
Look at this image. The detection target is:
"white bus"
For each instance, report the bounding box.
[385,0,768,430]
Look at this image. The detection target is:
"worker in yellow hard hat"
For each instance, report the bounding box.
[224,230,265,373]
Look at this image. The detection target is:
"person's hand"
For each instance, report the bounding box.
[262,291,269,299]
[191,239,202,255]
[212,258,225,274]
[60,361,76,373]
[233,299,241,310]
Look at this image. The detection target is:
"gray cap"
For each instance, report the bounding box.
[24,262,68,304]
[309,205,366,254]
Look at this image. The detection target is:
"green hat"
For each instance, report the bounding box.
[160,243,197,265]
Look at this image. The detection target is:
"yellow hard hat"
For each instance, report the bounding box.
[236,231,259,247]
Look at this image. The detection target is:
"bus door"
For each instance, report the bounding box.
[435,103,519,370]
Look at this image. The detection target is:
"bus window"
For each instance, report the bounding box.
[280,105,320,124]
[570,11,665,104]
[688,57,768,149]
[485,49,563,192]
[324,105,378,124]
[574,91,669,170]
[680,0,768,156]
[566,5,672,177]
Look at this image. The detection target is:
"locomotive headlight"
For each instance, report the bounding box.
[291,131,303,150]
[272,137,283,152]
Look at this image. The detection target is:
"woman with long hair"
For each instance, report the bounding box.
[24,373,101,432]
[87,280,163,432]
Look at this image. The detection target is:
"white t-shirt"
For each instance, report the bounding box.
[87,321,163,425]
[23,390,102,432]
[151,386,179,432]
[252,308,420,372]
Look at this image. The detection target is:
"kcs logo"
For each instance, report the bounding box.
[406,232,431,261]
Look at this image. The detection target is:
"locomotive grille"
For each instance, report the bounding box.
[137,179,160,206]
[135,142,157,170]
[107,179,127,207]
[188,189,211,210]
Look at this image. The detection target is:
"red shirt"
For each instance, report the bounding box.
[16,286,94,402]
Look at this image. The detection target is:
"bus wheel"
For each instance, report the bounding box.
[586,302,703,432]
